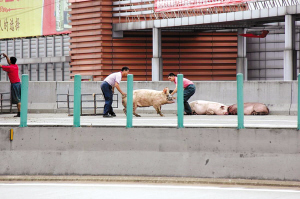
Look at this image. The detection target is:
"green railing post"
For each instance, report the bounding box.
[126,74,133,128]
[177,74,184,128]
[20,74,29,127]
[297,74,300,130]
[73,74,81,127]
[237,73,245,129]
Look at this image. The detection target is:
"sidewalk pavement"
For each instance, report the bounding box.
[0,113,298,128]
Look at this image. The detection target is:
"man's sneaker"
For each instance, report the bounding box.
[14,113,20,117]
[103,114,113,118]
[184,113,193,115]
[110,113,117,117]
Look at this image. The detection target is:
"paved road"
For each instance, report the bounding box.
[0,182,299,199]
[0,113,298,128]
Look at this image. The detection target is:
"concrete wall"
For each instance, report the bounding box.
[0,81,297,115]
[0,127,300,181]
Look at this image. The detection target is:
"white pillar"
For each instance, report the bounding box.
[284,15,295,80]
[152,28,163,81]
[236,28,248,80]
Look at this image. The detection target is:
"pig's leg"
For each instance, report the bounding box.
[154,105,164,116]
[122,102,127,115]
[133,103,141,117]
[244,106,254,115]
[251,111,257,115]
[159,105,164,116]
[167,101,175,104]
[257,111,268,115]
[122,100,127,115]
[253,104,269,115]
[257,106,269,115]
[206,110,215,115]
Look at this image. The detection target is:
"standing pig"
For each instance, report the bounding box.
[189,100,229,115]
[228,102,269,115]
[122,87,175,117]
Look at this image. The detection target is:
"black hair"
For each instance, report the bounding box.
[122,66,129,71]
[168,73,176,77]
[10,57,17,64]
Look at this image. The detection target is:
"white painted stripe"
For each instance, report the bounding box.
[35,118,295,122]
[0,183,299,193]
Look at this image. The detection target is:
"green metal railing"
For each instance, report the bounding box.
[126,74,133,128]
[20,74,28,127]
[10,72,300,129]
[73,75,81,127]
[297,74,300,130]
[237,73,245,129]
[177,74,184,128]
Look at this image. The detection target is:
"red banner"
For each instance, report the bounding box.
[43,0,71,36]
[155,0,252,12]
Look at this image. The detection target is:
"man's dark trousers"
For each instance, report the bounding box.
[101,81,114,116]
[184,84,196,115]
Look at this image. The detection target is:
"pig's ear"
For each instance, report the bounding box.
[220,106,225,109]
[163,88,167,94]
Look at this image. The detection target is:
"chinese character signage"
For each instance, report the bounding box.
[155,0,252,12]
[0,0,71,39]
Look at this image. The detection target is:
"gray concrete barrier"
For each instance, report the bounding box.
[0,81,297,115]
[0,127,299,181]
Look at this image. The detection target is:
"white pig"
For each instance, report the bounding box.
[122,87,175,117]
[189,100,229,115]
[228,102,269,115]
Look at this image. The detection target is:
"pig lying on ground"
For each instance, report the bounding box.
[122,87,175,117]
[227,102,269,115]
[189,100,229,115]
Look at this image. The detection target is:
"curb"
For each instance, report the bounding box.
[0,176,299,188]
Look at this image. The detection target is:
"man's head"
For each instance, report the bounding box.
[121,66,129,76]
[10,57,17,64]
[168,73,176,82]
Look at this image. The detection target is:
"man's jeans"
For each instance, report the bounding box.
[101,81,114,115]
[184,84,196,114]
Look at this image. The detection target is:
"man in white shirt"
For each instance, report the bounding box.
[101,67,129,117]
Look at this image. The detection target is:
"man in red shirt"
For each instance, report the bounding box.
[168,73,196,115]
[0,53,21,117]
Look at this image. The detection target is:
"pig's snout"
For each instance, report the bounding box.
[167,95,173,101]
[224,112,228,115]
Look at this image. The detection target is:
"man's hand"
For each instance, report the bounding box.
[2,53,10,65]
[0,54,3,67]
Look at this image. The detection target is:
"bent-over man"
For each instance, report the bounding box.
[101,67,129,118]
[168,73,196,115]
